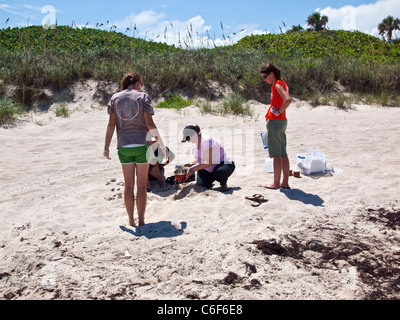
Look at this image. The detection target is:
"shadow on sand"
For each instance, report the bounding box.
[280,188,324,207]
[120,221,187,239]
[173,183,241,200]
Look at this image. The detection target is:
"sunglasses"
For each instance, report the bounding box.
[262,74,268,80]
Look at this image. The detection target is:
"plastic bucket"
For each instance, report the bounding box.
[264,158,274,173]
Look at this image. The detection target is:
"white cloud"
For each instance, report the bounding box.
[22,4,43,13]
[0,3,21,16]
[318,0,400,39]
[113,10,214,47]
[113,10,263,48]
[0,3,43,25]
[115,10,166,30]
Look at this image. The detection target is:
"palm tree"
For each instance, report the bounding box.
[286,24,304,34]
[306,12,329,31]
[378,16,400,43]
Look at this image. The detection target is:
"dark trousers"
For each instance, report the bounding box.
[197,162,235,189]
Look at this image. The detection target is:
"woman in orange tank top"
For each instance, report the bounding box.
[260,64,292,190]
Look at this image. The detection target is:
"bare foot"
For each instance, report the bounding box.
[264,184,280,190]
[221,184,228,192]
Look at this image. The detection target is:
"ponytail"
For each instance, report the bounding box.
[120,72,141,91]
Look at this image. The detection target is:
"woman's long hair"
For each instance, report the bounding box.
[120,72,141,91]
[260,64,281,80]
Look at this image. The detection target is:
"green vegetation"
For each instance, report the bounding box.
[335,93,350,110]
[236,29,400,60]
[0,98,24,125]
[197,93,253,117]
[0,25,173,53]
[306,12,329,31]
[0,26,268,104]
[0,25,399,118]
[221,93,253,117]
[236,30,400,103]
[155,94,193,109]
[55,103,70,117]
[198,99,214,115]
[378,15,400,44]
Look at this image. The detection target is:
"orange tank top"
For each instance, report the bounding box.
[265,79,289,121]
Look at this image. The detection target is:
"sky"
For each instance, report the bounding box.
[1,0,400,47]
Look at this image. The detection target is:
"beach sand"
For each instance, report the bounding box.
[1,82,400,300]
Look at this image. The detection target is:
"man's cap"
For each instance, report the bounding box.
[181,125,198,142]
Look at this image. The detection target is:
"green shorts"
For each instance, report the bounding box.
[267,120,288,158]
[118,146,149,164]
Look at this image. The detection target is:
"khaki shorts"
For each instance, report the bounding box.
[267,120,288,158]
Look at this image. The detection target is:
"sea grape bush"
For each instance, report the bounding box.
[0,26,175,53]
[236,30,400,62]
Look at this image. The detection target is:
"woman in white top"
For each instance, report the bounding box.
[182,125,235,192]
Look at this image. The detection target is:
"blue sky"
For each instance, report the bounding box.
[1,0,400,46]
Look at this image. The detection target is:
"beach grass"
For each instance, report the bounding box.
[221,93,253,117]
[196,93,253,117]
[54,102,70,117]
[0,98,25,125]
